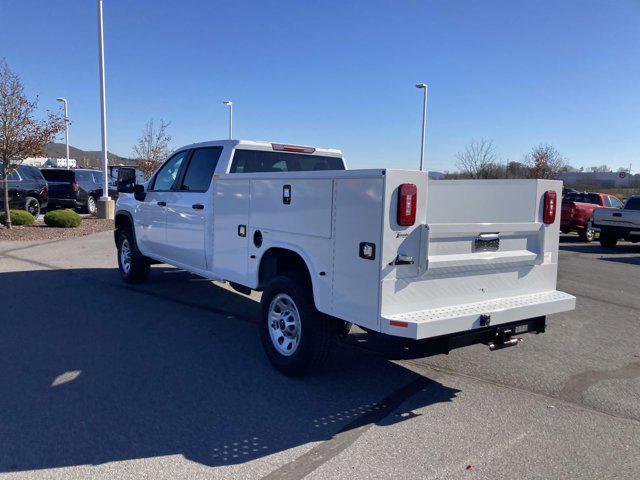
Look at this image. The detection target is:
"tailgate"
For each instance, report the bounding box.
[379,174,574,338]
[41,170,76,199]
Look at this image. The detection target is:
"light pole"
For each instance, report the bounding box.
[223,100,233,139]
[96,0,113,218]
[415,83,428,171]
[56,98,70,169]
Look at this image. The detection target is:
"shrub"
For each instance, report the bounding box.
[44,209,82,228]
[0,209,35,226]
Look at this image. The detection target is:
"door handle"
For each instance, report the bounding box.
[613,212,622,217]
[157,201,167,206]
[192,204,204,210]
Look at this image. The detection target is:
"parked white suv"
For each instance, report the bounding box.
[115,140,575,375]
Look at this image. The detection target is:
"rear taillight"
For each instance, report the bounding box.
[544,190,557,224]
[71,181,79,191]
[397,183,417,226]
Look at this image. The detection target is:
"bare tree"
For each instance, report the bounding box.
[133,119,172,178]
[523,144,566,179]
[0,60,63,228]
[455,139,503,179]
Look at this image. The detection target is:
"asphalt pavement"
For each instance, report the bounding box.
[0,232,638,479]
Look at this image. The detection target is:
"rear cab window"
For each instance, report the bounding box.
[41,170,75,183]
[229,149,345,173]
[624,197,640,210]
[563,193,602,205]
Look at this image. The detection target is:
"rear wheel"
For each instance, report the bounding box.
[599,231,618,248]
[84,196,97,215]
[25,197,40,218]
[260,273,336,376]
[117,228,150,283]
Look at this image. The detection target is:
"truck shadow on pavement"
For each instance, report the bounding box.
[0,266,459,473]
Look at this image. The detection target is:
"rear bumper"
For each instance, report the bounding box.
[595,224,640,238]
[382,290,575,340]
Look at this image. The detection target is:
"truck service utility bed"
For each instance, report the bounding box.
[115,140,575,373]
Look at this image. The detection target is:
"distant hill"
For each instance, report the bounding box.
[44,143,137,168]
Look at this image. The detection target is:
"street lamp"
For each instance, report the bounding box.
[415,83,428,171]
[223,100,233,139]
[56,98,70,169]
[96,0,113,219]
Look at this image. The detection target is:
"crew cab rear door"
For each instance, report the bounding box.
[165,147,222,270]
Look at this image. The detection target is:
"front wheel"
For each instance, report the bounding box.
[260,273,336,376]
[117,228,150,283]
[579,227,595,242]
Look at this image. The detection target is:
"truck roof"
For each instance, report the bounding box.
[176,139,343,158]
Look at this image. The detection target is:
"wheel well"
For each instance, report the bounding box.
[115,213,132,232]
[258,248,312,290]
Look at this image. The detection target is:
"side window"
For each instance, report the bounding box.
[151,151,189,191]
[609,196,623,208]
[75,171,92,183]
[180,147,223,192]
[92,172,103,184]
[602,196,612,207]
[7,170,21,181]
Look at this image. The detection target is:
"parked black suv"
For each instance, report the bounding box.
[0,164,49,217]
[41,168,117,215]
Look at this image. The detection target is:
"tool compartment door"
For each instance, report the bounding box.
[331,177,385,330]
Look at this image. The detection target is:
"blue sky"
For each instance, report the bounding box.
[1,0,639,171]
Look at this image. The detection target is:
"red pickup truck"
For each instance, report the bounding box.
[561,192,624,241]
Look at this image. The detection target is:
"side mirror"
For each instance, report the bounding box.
[117,167,136,193]
[133,184,147,202]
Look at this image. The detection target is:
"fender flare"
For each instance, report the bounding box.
[253,240,323,307]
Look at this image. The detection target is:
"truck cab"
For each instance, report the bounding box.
[115,140,575,375]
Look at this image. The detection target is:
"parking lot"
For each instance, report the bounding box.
[1,232,639,479]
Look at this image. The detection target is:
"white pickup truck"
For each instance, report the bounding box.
[592,195,640,248]
[115,140,575,375]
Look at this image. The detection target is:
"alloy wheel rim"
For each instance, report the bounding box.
[268,293,301,356]
[88,197,96,213]
[27,200,38,217]
[120,238,132,274]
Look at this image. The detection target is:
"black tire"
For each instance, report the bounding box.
[260,273,336,376]
[25,196,40,218]
[560,228,571,235]
[117,228,150,283]
[579,227,595,242]
[84,195,97,215]
[599,232,618,248]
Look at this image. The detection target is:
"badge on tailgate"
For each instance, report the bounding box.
[474,233,499,252]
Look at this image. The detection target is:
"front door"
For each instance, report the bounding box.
[165,147,222,270]
[135,150,190,258]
